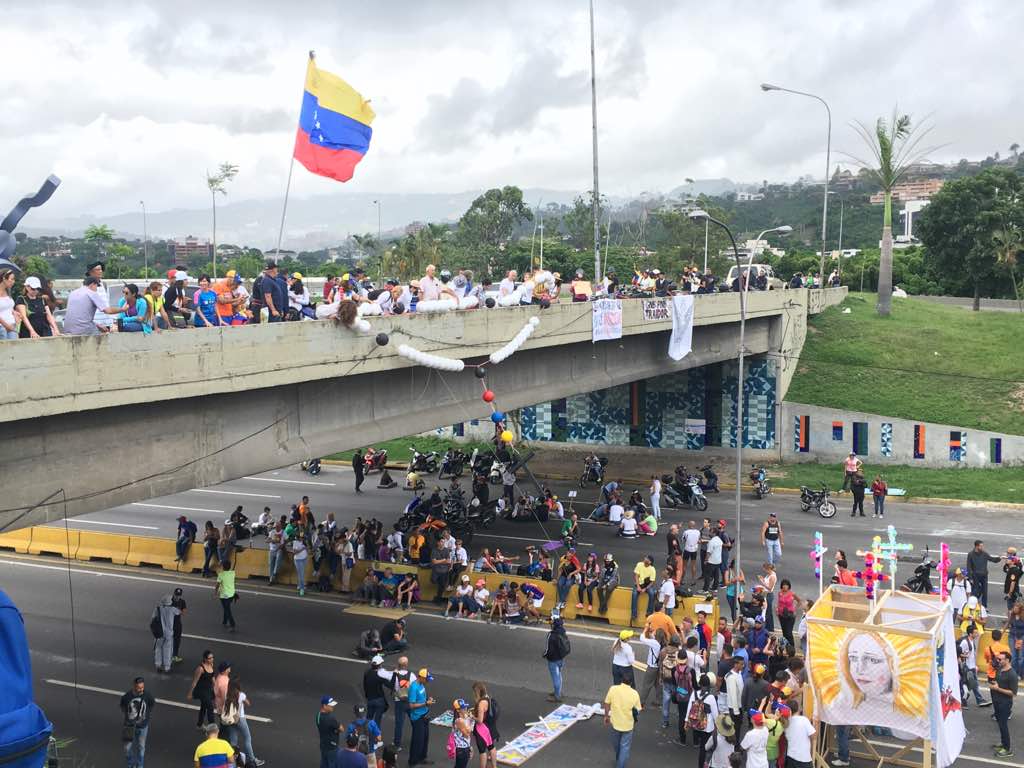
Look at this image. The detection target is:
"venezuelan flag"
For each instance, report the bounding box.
[293,58,375,182]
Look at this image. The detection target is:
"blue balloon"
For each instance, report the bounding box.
[490,411,505,424]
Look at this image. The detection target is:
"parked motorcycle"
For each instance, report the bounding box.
[749,465,771,499]
[438,448,468,479]
[697,464,720,493]
[408,445,440,474]
[799,484,837,518]
[902,551,936,594]
[661,471,708,512]
[300,458,322,476]
[579,455,609,487]
[363,448,388,474]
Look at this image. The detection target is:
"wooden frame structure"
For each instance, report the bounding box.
[806,585,950,768]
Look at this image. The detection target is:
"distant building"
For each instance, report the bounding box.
[870,179,944,204]
[735,192,765,202]
[265,248,298,260]
[170,235,211,261]
[405,221,426,235]
[829,168,857,192]
[216,244,242,257]
[743,239,784,258]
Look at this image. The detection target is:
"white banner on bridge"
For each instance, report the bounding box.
[592,298,623,343]
[668,294,694,360]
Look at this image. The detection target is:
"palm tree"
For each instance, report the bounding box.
[206,162,239,278]
[83,224,114,267]
[1011,142,1020,159]
[848,109,938,316]
[992,228,1023,313]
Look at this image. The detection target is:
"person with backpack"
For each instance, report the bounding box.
[673,647,697,745]
[226,675,264,767]
[637,626,664,707]
[657,636,682,729]
[687,673,720,768]
[543,617,571,703]
[388,657,413,752]
[346,704,383,765]
[120,676,155,768]
[150,593,180,674]
[472,681,499,768]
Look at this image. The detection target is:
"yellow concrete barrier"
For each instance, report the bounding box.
[76,531,129,565]
[0,526,33,554]
[233,548,269,580]
[125,535,178,570]
[28,527,79,558]
[178,543,211,574]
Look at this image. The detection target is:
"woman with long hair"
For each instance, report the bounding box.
[201,521,219,578]
[117,283,151,333]
[0,269,19,339]
[611,630,636,686]
[226,674,263,766]
[187,650,216,729]
[776,579,798,648]
[471,681,498,768]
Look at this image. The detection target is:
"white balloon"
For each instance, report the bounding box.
[354,319,372,333]
[458,296,479,310]
[529,316,540,327]
[357,302,383,316]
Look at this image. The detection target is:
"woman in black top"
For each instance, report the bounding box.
[188,650,216,727]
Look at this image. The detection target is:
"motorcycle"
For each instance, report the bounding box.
[487,455,510,486]
[749,465,771,499]
[438,448,468,479]
[300,458,322,476]
[470,449,495,477]
[902,551,936,594]
[579,455,608,487]
[467,497,497,529]
[662,471,708,512]
[408,445,440,474]
[697,464,720,493]
[799,484,837,519]
[395,493,428,533]
[363,448,388,474]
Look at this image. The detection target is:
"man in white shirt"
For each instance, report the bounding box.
[637,626,662,707]
[740,712,769,768]
[418,264,441,301]
[658,569,677,616]
[682,521,701,581]
[704,530,723,590]
[783,701,816,768]
[498,270,518,297]
[958,625,990,707]
[608,501,624,525]
[724,657,745,734]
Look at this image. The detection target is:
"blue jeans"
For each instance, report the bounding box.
[367,696,388,728]
[320,748,340,768]
[0,329,18,340]
[548,659,564,698]
[835,725,849,762]
[1011,639,1024,676]
[765,540,782,565]
[631,585,656,619]
[235,716,257,765]
[268,548,283,583]
[557,576,573,604]
[611,728,633,768]
[393,700,409,747]
[202,542,217,575]
[873,496,885,516]
[124,724,148,768]
[765,592,775,633]
[295,559,307,591]
[175,538,191,560]
[661,681,673,725]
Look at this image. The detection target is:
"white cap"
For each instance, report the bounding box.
[173,270,189,281]
[24,276,42,289]
[371,654,384,666]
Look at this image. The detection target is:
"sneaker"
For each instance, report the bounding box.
[254,760,266,767]
[172,656,183,664]
[575,603,583,609]
[299,589,305,596]
[587,605,593,612]
[546,694,558,702]
[832,760,850,767]
[979,700,992,707]
[995,748,1013,758]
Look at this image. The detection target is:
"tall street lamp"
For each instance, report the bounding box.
[761,83,831,286]
[828,190,845,281]
[689,210,791,579]
[139,200,148,279]
[373,199,382,280]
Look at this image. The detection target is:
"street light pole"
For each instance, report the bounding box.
[761,83,831,286]
[373,199,382,280]
[139,200,148,279]
[703,217,709,274]
[689,211,791,580]
[589,0,601,284]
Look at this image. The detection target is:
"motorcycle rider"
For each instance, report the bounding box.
[760,513,783,565]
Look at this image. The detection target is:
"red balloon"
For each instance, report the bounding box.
[482,390,495,403]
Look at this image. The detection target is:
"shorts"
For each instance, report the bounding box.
[683,551,697,561]
[532,598,544,609]
[473,730,496,753]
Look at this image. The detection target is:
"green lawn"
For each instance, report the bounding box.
[771,462,1024,503]
[326,435,494,464]
[786,292,1024,435]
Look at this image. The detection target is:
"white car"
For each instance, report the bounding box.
[725,264,783,290]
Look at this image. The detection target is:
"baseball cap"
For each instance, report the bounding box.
[752,712,765,726]
[453,698,468,710]
[321,695,338,707]
[768,512,777,517]
[173,587,183,596]
[753,664,766,675]
[354,703,366,716]
[371,654,384,666]
[619,630,634,641]
[475,578,486,587]
[292,272,303,280]
[24,276,42,289]
[173,270,189,282]
[225,270,236,278]
[417,668,434,681]
[166,269,176,279]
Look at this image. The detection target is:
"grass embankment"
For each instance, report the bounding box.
[786,292,1024,436]
[327,436,494,464]
[770,462,1024,504]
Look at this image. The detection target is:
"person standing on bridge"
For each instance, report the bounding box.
[353,449,365,494]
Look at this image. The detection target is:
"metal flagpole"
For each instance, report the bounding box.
[589,0,601,284]
[274,50,315,261]
[703,218,709,273]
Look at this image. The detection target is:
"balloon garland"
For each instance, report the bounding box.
[809,531,827,597]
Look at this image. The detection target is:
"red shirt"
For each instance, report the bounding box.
[871,480,888,497]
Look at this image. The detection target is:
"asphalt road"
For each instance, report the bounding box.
[55,463,1022,619]
[4,549,1020,768]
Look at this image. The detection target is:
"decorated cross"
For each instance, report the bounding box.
[809,531,828,596]
[853,549,889,601]
[875,524,913,592]
[938,542,951,600]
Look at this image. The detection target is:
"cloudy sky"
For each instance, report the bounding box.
[0,0,1020,219]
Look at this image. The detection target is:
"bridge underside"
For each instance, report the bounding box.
[1,318,770,528]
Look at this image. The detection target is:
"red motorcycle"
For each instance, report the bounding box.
[364,448,388,474]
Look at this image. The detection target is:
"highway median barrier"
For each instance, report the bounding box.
[0,527,33,554]
[75,531,130,565]
[233,548,269,580]
[125,535,178,570]
[28,527,79,559]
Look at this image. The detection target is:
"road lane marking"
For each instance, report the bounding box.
[242,476,337,487]
[864,738,1024,768]
[189,489,281,499]
[132,502,224,514]
[181,633,364,665]
[61,519,161,530]
[44,679,273,722]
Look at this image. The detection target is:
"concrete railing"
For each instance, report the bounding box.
[3,289,841,422]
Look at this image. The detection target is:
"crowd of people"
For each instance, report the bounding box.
[1,252,840,339]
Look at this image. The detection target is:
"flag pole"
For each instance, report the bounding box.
[274,50,314,262]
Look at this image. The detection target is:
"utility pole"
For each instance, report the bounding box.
[589,0,601,284]
[139,200,148,279]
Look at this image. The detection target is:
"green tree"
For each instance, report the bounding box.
[456,186,533,277]
[206,161,239,279]
[848,110,938,316]
[916,167,1024,310]
[22,254,52,279]
[992,227,1023,312]
[83,224,114,250]
[563,192,606,250]
[105,242,136,279]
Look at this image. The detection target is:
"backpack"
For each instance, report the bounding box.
[661,647,680,683]
[673,664,692,703]
[446,731,457,760]
[354,721,370,755]
[393,672,410,701]
[149,613,163,639]
[220,699,239,726]
[486,696,500,723]
[686,693,708,732]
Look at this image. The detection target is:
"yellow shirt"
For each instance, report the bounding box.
[194,737,234,766]
[605,683,641,732]
[634,563,656,587]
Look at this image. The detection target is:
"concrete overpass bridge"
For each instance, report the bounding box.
[0,288,845,529]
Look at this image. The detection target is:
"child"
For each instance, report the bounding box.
[488,583,508,624]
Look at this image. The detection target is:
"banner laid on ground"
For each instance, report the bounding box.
[496,703,600,766]
[591,299,622,343]
[668,294,694,360]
